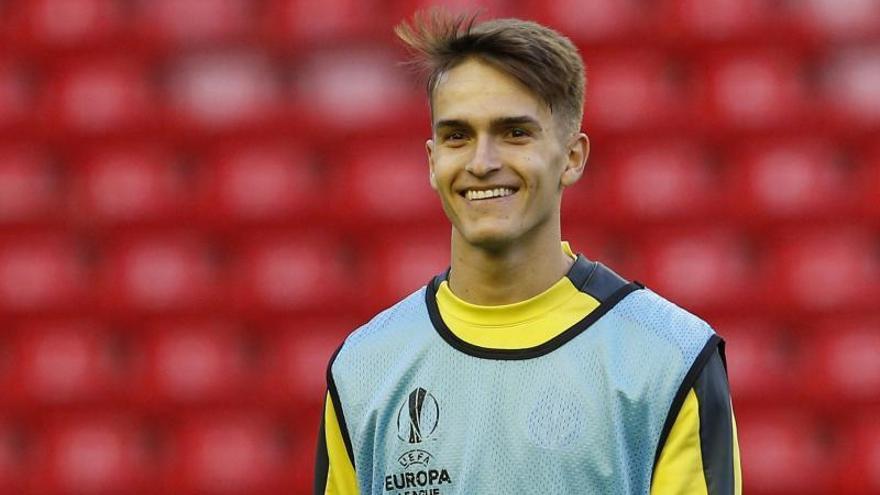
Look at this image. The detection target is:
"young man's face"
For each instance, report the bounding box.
[426,57,587,250]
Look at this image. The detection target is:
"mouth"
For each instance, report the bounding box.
[460,186,519,202]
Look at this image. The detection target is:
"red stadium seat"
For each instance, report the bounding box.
[42,59,156,134]
[858,144,880,216]
[726,140,853,221]
[599,141,721,223]
[764,228,879,312]
[199,142,319,223]
[791,0,880,39]
[658,0,775,40]
[0,420,25,493]
[10,320,122,405]
[265,0,384,42]
[73,146,191,224]
[584,51,690,131]
[289,415,321,492]
[0,61,31,129]
[737,410,838,494]
[804,318,880,405]
[164,52,280,130]
[9,0,126,46]
[0,235,90,312]
[31,416,152,494]
[560,143,616,226]
[838,415,880,493]
[520,0,643,42]
[0,145,60,224]
[362,230,450,307]
[100,235,222,312]
[330,139,442,223]
[638,229,759,312]
[231,234,355,313]
[821,48,880,127]
[133,0,254,44]
[168,414,288,493]
[261,317,355,406]
[392,0,513,24]
[696,52,811,129]
[713,318,803,406]
[137,320,253,405]
[293,48,421,132]
[561,228,641,280]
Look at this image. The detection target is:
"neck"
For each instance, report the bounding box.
[447,223,573,306]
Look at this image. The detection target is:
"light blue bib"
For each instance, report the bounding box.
[330,275,715,495]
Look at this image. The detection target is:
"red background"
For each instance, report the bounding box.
[0,0,878,493]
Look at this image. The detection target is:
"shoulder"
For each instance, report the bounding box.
[591,285,719,382]
[612,286,716,350]
[330,285,431,372]
[574,257,717,362]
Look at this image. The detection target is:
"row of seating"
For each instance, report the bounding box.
[0,227,876,313]
[1,47,878,133]
[0,410,316,493]
[734,407,880,494]
[0,315,877,409]
[0,317,350,408]
[718,317,880,407]
[1,0,878,48]
[0,405,877,493]
[1,139,878,226]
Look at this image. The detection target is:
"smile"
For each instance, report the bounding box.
[464,187,517,201]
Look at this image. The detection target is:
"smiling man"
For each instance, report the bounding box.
[315,10,740,495]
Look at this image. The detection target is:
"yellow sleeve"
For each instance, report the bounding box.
[651,348,742,495]
[731,403,742,495]
[315,392,359,495]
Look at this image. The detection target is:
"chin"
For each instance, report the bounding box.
[457,224,520,250]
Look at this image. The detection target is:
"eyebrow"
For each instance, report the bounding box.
[493,116,542,129]
[434,115,543,132]
[434,119,471,132]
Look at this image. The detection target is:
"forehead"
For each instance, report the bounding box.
[431,58,551,126]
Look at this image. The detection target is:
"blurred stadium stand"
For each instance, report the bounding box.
[0,0,877,493]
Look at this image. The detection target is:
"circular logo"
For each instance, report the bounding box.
[397,387,439,444]
[527,389,584,449]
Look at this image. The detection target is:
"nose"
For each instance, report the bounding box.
[465,137,501,177]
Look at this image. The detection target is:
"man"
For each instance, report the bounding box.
[315,10,741,495]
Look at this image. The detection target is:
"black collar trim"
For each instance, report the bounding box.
[425,256,644,360]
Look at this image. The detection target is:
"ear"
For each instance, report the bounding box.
[561,132,589,188]
[426,139,438,191]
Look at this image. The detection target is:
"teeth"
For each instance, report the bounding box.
[465,187,515,201]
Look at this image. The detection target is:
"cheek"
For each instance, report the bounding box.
[432,157,461,193]
[432,173,458,205]
[541,152,567,188]
[526,165,565,204]
[523,157,561,192]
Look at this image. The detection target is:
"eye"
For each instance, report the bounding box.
[507,127,531,140]
[442,131,468,145]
